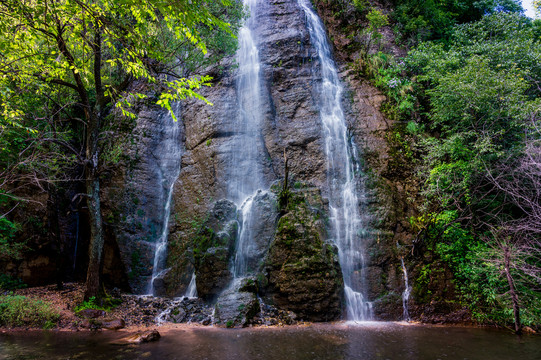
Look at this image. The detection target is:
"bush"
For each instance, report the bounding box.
[0,294,60,328]
[0,274,27,290]
[74,292,122,313]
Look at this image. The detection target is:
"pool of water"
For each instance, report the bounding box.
[1,322,539,360]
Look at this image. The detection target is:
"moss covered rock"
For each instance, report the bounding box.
[263,188,343,321]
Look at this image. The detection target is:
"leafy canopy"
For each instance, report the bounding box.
[0,0,243,123]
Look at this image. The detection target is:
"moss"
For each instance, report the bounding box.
[128,248,145,280]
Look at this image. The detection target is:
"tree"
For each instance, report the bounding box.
[391,0,523,43]
[485,131,541,333]
[403,12,541,327]
[0,0,243,299]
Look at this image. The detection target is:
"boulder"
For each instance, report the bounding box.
[189,199,238,300]
[115,330,161,345]
[263,188,343,321]
[76,309,106,319]
[101,318,126,330]
[214,279,260,328]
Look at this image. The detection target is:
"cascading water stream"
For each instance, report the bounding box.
[298,0,372,321]
[400,257,411,321]
[185,272,198,298]
[156,272,198,324]
[148,102,183,295]
[228,0,267,280]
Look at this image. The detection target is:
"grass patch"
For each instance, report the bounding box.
[0,294,60,328]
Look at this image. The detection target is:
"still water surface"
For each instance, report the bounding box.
[1,322,540,360]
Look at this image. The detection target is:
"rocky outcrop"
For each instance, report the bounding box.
[189,199,238,300]
[164,0,331,297]
[263,186,343,321]
[214,278,261,328]
[99,99,184,294]
[236,190,279,275]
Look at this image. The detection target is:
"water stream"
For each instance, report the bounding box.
[186,272,198,298]
[229,0,267,281]
[400,258,411,321]
[148,103,183,295]
[298,0,372,321]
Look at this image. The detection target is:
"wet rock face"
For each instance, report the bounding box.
[101,102,184,294]
[236,190,279,274]
[164,0,331,301]
[195,247,232,301]
[263,187,343,321]
[189,199,238,301]
[257,0,327,188]
[213,278,260,328]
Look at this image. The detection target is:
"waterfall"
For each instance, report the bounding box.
[148,102,183,295]
[233,195,256,277]
[186,272,198,298]
[298,0,372,321]
[228,0,266,280]
[228,0,264,205]
[400,257,411,321]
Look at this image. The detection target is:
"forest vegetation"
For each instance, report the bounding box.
[0,0,244,300]
[0,0,539,335]
[333,0,541,333]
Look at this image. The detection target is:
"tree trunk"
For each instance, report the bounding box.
[504,246,522,334]
[83,112,103,300]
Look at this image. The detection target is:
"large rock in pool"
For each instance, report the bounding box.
[213,278,260,328]
[192,199,238,301]
[263,187,343,321]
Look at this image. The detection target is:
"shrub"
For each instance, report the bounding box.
[0,294,60,328]
[0,274,27,290]
[74,293,121,313]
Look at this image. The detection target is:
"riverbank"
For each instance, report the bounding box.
[0,283,535,334]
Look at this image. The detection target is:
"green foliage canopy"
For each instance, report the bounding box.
[0,0,243,123]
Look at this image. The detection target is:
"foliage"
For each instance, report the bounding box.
[391,0,523,44]
[0,216,25,260]
[352,0,369,13]
[365,9,389,45]
[0,0,244,120]
[400,12,541,328]
[0,294,60,328]
[354,52,414,120]
[0,274,27,290]
[74,293,121,312]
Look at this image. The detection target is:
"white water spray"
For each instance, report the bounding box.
[400,257,411,321]
[298,0,372,321]
[148,102,183,295]
[228,0,267,280]
[228,0,265,205]
[186,272,198,298]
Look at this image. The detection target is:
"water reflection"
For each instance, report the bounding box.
[1,323,540,360]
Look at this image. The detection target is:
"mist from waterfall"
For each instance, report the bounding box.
[298,0,372,321]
